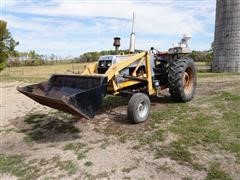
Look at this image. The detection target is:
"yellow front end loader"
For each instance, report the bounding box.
[17,43,197,124]
[17,15,196,123]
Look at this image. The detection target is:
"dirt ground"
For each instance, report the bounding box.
[0,74,240,180]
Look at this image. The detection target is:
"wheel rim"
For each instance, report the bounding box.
[137,101,148,118]
[183,67,194,95]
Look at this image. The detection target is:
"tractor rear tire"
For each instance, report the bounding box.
[127,93,150,124]
[168,57,197,102]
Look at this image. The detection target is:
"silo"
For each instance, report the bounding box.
[213,0,240,72]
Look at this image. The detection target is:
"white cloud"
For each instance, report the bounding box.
[5,0,213,35]
[3,0,216,56]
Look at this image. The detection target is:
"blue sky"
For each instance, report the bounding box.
[2,0,216,57]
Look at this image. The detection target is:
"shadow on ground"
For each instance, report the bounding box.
[11,94,177,142]
[11,112,81,143]
[96,94,174,125]
[97,95,129,124]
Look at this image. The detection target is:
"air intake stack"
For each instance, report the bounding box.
[129,13,136,53]
[213,0,240,72]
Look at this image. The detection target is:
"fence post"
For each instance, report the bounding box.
[72,64,75,74]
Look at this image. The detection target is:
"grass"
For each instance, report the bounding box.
[52,155,78,175]
[1,63,87,77]
[95,171,109,178]
[0,74,48,83]
[22,112,80,141]
[206,163,232,180]
[119,134,129,144]
[150,103,189,128]
[39,159,49,166]
[148,85,240,172]
[51,155,79,175]
[63,142,89,160]
[64,142,86,152]
[57,160,78,175]
[105,79,240,174]
[84,161,93,167]
[155,90,239,146]
[100,138,111,149]
[169,113,221,145]
[197,72,240,79]
[211,92,240,161]
[83,171,110,179]
[100,95,129,112]
[24,114,46,124]
[122,166,138,173]
[155,141,192,162]
[0,63,96,84]
[138,129,165,146]
[154,141,204,171]
[0,154,39,179]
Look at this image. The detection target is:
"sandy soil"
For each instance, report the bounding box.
[0,76,240,179]
[0,82,51,127]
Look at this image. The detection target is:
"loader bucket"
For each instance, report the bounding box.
[17,74,108,119]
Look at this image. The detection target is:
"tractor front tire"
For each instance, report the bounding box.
[127,93,150,124]
[168,57,197,102]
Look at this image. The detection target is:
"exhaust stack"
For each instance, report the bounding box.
[129,13,135,53]
[113,37,121,54]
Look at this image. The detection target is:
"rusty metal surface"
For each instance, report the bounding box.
[17,74,108,119]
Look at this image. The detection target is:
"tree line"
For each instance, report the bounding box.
[71,49,142,63]
[0,19,214,70]
[7,49,141,67]
[8,50,72,67]
[8,48,214,67]
[189,49,213,64]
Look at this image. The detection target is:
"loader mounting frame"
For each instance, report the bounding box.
[82,51,156,96]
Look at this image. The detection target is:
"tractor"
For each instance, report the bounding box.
[17,15,197,124]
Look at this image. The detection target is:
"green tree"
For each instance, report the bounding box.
[28,50,37,59]
[189,49,213,63]
[0,20,19,71]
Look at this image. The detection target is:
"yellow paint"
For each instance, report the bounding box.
[117,80,142,89]
[132,57,145,76]
[105,52,147,81]
[82,62,98,75]
[145,54,155,95]
[82,51,157,95]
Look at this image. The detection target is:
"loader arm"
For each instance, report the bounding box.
[104,51,154,95]
[105,52,147,81]
[82,52,148,81]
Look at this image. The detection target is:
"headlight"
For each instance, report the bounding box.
[106,61,112,67]
[100,61,105,67]
[173,48,178,53]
